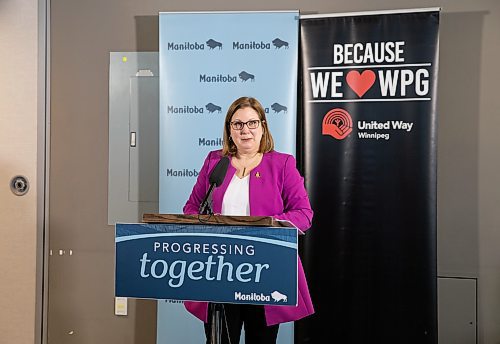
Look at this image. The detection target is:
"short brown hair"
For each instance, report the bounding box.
[221,97,274,156]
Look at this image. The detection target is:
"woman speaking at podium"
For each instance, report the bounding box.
[183,96,314,344]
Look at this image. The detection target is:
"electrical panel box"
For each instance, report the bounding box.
[108,52,159,224]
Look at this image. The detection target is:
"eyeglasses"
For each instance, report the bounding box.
[229,120,262,130]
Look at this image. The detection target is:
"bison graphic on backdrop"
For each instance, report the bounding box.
[206,39,222,49]
[205,103,222,113]
[271,103,287,114]
[271,291,288,302]
[272,38,289,49]
[239,71,255,82]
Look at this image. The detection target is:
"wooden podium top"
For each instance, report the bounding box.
[142,213,295,228]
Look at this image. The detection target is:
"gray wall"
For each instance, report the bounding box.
[48,0,500,343]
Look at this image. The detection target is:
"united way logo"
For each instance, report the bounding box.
[322,108,353,140]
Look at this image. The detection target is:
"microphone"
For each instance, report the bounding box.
[199,156,230,215]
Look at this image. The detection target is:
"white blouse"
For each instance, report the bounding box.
[221,174,250,216]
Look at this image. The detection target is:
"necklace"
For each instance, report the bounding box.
[235,152,261,177]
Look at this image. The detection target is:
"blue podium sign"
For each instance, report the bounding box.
[115,223,298,306]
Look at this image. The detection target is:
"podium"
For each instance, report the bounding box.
[115,214,298,306]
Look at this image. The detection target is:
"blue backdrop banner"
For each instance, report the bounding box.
[158,10,299,344]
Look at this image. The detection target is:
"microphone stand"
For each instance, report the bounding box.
[210,303,224,344]
[199,191,226,344]
[199,183,216,216]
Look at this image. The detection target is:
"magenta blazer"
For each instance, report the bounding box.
[183,150,314,326]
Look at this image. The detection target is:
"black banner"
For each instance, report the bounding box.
[297,9,439,343]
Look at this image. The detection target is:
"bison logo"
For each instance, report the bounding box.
[272,38,289,49]
[205,103,222,113]
[206,39,222,50]
[271,103,287,114]
[239,71,255,82]
[271,291,288,302]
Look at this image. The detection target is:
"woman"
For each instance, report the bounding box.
[183,97,314,344]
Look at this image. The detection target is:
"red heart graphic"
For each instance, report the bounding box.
[346,70,376,97]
